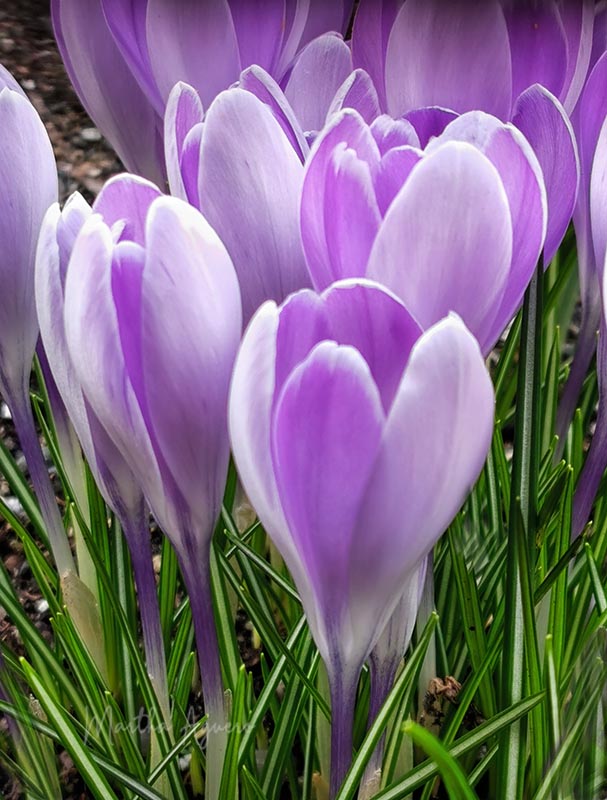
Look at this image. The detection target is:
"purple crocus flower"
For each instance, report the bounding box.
[51,0,353,180]
[61,178,242,799]
[350,0,581,265]
[165,81,311,324]
[352,0,594,118]
[229,280,494,796]
[300,109,548,355]
[35,185,172,720]
[0,75,74,577]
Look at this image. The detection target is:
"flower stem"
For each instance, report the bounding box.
[555,302,600,460]
[572,320,607,537]
[328,665,358,798]
[9,383,75,576]
[179,543,227,800]
[121,509,170,724]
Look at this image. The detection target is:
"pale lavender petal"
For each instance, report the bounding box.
[370,114,420,154]
[351,0,401,111]
[403,106,458,148]
[590,5,607,72]
[513,85,579,264]
[301,110,379,289]
[229,0,286,74]
[427,111,546,345]
[503,5,568,102]
[179,124,203,208]
[274,281,422,412]
[299,0,354,46]
[239,65,309,162]
[374,146,422,216]
[52,0,164,184]
[101,0,163,113]
[385,0,512,119]
[146,0,240,108]
[63,216,160,498]
[327,68,381,124]
[367,141,513,354]
[141,197,242,534]
[0,89,57,396]
[93,173,163,245]
[351,315,493,631]
[560,0,595,113]
[35,197,95,464]
[284,33,352,133]
[271,340,385,661]
[321,146,382,286]
[164,82,204,202]
[590,114,607,278]
[198,88,309,323]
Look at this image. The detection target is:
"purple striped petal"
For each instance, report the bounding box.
[0,89,57,396]
[327,68,382,124]
[229,0,286,74]
[367,141,513,353]
[51,0,164,184]
[146,0,241,108]
[560,0,596,113]
[590,114,607,279]
[370,114,420,154]
[403,106,458,148]
[140,198,241,533]
[93,174,163,245]
[239,65,309,162]
[164,82,204,202]
[385,0,512,119]
[301,110,380,289]
[374,146,422,216]
[271,340,385,659]
[512,84,578,264]
[284,33,352,133]
[351,314,494,628]
[351,0,401,111]
[198,88,309,323]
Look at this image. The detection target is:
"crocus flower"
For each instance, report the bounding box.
[229,280,494,795]
[352,0,594,118]
[62,178,242,800]
[300,109,548,354]
[165,81,310,324]
[350,0,580,264]
[52,0,353,180]
[0,75,74,577]
[35,185,171,717]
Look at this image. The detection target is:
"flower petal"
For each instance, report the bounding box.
[427,110,547,345]
[590,114,607,279]
[63,216,160,499]
[0,89,57,395]
[51,0,164,183]
[146,0,241,108]
[301,109,379,289]
[239,65,309,162]
[198,88,309,323]
[101,0,163,113]
[93,173,163,245]
[229,0,286,74]
[271,340,385,660]
[560,0,595,113]
[370,114,420,154]
[367,141,513,353]
[141,197,242,534]
[284,32,353,133]
[164,82,204,202]
[327,68,382,125]
[385,0,512,119]
[503,4,568,102]
[351,0,401,111]
[512,84,578,264]
[403,106,458,148]
[351,314,493,631]
[374,146,423,216]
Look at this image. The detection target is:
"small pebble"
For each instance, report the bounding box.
[22,78,35,90]
[36,598,50,615]
[4,496,24,516]
[1,38,15,53]
[80,126,102,143]
[0,402,11,420]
